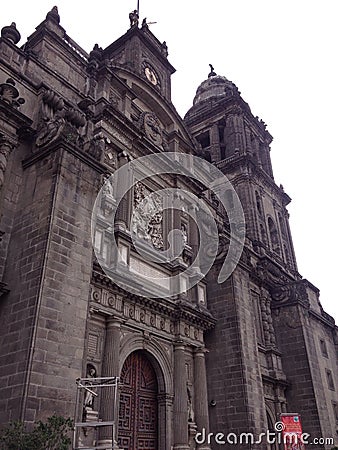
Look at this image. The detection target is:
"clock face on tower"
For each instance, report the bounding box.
[144,67,158,85]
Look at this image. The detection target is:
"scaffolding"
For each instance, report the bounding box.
[73,376,120,450]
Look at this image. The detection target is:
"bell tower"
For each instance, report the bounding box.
[102,19,175,102]
[185,68,297,273]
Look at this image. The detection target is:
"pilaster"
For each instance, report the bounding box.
[173,341,189,450]
[99,318,121,446]
[194,347,211,450]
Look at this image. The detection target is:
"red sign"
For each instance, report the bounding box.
[280,414,306,450]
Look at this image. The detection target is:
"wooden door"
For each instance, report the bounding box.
[118,351,158,450]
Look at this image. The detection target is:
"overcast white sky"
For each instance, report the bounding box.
[2,1,337,320]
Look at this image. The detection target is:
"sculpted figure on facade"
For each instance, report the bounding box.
[36,111,65,147]
[141,112,163,147]
[84,364,97,411]
[131,182,164,249]
[36,89,85,148]
[129,10,139,27]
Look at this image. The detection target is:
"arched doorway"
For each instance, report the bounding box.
[266,408,278,450]
[118,351,158,450]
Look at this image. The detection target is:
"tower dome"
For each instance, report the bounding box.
[193,66,238,106]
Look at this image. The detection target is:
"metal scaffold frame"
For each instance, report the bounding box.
[73,376,120,450]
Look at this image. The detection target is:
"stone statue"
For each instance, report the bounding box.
[187,386,195,422]
[181,223,188,248]
[129,10,139,27]
[208,64,217,77]
[102,174,114,198]
[161,41,168,57]
[84,365,97,410]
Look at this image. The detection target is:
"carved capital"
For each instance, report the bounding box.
[271,280,309,307]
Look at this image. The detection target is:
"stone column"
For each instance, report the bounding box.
[158,393,174,450]
[194,348,211,450]
[173,341,189,450]
[0,135,15,191]
[98,318,121,449]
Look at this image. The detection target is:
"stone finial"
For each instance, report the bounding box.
[46,6,60,24]
[1,22,21,45]
[0,78,25,108]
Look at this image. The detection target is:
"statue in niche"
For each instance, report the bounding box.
[187,386,195,423]
[84,364,97,410]
[181,223,188,248]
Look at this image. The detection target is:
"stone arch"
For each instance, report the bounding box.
[266,404,278,450]
[119,334,173,395]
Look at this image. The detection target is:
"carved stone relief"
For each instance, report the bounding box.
[131,182,164,250]
[271,281,309,307]
[140,111,163,147]
[35,89,86,148]
[90,284,205,344]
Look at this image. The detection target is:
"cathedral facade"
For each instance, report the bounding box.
[0,7,337,450]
